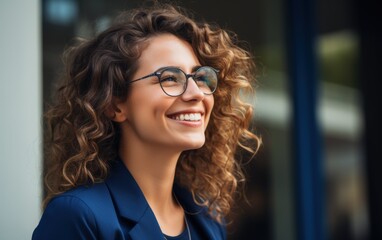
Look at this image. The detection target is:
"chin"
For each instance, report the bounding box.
[173,133,206,151]
[182,140,205,151]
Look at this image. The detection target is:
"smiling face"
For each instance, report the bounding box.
[118,34,214,153]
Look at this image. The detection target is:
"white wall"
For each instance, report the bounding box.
[0,0,42,239]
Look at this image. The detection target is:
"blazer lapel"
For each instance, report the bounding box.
[105,159,163,240]
[127,208,164,240]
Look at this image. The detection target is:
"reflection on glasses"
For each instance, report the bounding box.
[130,66,219,97]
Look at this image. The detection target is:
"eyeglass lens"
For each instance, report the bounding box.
[159,67,218,96]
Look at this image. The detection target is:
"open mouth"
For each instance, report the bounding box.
[168,113,202,121]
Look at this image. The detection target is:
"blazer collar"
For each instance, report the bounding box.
[172,183,204,214]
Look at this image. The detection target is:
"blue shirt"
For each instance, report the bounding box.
[32,159,226,240]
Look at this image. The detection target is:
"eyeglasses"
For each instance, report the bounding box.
[130,66,219,97]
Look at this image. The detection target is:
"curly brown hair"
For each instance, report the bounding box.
[43,3,261,222]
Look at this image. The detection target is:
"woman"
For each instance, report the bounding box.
[33,3,260,240]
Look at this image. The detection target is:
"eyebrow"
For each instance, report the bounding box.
[192,65,202,72]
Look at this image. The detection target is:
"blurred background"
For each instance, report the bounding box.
[1,0,380,239]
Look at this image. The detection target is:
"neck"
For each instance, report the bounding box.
[118,135,182,214]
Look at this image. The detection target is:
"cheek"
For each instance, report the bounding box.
[130,89,174,119]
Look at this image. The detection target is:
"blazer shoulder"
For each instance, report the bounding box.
[216,218,227,240]
[56,182,118,224]
[206,214,227,240]
[33,194,98,239]
[33,183,117,240]
[60,182,110,207]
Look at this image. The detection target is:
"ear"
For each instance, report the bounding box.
[105,97,128,123]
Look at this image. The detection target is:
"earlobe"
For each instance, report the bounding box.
[105,98,128,123]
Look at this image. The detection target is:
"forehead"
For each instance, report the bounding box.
[136,34,200,72]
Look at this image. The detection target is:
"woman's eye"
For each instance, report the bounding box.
[160,76,178,82]
[195,76,209,84]
[196,76,207,82]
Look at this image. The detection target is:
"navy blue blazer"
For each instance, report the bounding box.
[32,159,226,239]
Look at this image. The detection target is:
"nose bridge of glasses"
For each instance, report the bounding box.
[184,73,204,94]
[185,73,196,81]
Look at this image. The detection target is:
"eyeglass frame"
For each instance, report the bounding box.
[129,66,219,97]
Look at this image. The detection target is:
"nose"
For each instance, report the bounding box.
[181,78,204,101]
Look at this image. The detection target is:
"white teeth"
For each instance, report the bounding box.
[172,113,201,121]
